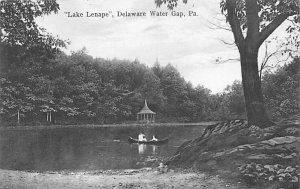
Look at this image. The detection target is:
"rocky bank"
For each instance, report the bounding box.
[166,115,300,188]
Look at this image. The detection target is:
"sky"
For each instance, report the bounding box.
[36,0,289,93]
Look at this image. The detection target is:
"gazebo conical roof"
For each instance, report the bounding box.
[137,100,156,114]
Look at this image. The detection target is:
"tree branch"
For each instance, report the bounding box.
[258,12,294,47]
[206,20,232,32]
[258,40,294,80]
[215,57,240,64]
[226,0,245,50]
[219,38,236,46]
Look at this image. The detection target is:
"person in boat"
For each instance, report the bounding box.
[138,132,147,142]
[150,135,158,141]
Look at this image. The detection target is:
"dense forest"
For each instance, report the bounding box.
[0,44,298,125]
[0,0,298,126]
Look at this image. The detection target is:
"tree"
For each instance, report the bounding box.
[139,71,166,113]
[160,64,188,117]
[223,80,246,117]
[0,78,35,124]
[221,0,299,127]
[262,57,299,120]
[0,0,66,49]
[155,0,299,127]
[0,0,67,125]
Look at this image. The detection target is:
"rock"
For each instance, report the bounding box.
[258,172,267,178]
[277,169,285,174]
[234,120,240,123]
[249,125,260,132]
[165,118,299,188]
[274,164,283,170]
[252,171,260,176]
[290,152,297,157]
[268,175,275,181]
[246,164,254,170]
[263,126,277,132]
[275,153,285,158]
[278,177,285,182]
[284,127,300,135]
[247,154,270,159]
[142,167,152,171]
[123,169,136,174]
[264,165,275,172]
[278,173,288,178]
[284,166,295,173]
[256,164,263,172]
[249,134,258,137]
[238,165,246,172]
[158,163,168,173]
[158,163,165,168]
[285,173,292,179]
[284,153,298,159]
[262,136,300,146]
[263,133,273,138]
[291,176,299,183]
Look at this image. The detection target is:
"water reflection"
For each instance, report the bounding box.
[0,125,206,171]
[137,144,159,155]
[138,144,147,154]
[152,145,158,154]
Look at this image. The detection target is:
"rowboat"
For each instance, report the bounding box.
[128,137,168,145]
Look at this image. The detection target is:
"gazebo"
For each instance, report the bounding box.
[137,100,156,123]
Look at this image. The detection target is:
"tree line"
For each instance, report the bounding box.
[0,0,298,126]
[1,43,298,125]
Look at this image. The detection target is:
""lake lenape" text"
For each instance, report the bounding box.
[64,10,198,18]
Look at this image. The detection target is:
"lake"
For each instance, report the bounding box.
[0,125,207,171]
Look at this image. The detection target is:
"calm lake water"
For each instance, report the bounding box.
[0,125,206,171]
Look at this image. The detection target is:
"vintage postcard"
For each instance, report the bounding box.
[0,0,299,188]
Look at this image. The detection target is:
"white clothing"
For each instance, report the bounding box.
[151,136,158,141]
[138,133,147,142]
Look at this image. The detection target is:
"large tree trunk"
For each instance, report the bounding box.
[225,0,293,127]
[240,45,274,127]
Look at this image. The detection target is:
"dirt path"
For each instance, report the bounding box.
[0,168,244,189]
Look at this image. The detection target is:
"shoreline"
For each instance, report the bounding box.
[0,121,218,131]
[0,168,243,189]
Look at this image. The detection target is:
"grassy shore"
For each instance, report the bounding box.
[0,121,218,130]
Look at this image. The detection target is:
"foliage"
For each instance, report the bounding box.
[208,81,246,120]
[0,0,66,49]
[220,0,299,30]
[1,43,298,125]
[0,0,298,125]
[155,0,299,126]
[262,57,299,120]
